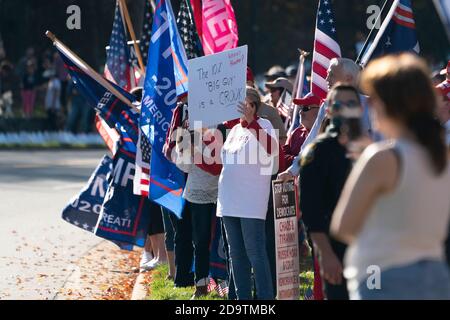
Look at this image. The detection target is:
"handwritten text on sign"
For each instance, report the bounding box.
[188,45,247,129]
[272,179,300,300]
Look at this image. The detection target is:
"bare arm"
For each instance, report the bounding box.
[310,232,343,285]
[330,145,399,244]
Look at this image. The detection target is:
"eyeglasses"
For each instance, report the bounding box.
[300,106,319,113]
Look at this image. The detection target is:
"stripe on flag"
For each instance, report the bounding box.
[311,0,341,100]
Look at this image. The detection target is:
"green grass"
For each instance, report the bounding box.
[147,255,315,300]
[147,264,225,300]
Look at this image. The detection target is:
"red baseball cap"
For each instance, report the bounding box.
[293,92,322,106]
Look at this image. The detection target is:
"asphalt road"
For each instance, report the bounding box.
[0,150,108,300]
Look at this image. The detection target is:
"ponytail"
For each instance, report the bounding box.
[407,113,448,175]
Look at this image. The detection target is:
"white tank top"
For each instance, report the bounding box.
[344,139,450,284]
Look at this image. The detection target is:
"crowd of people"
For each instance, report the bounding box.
[133,52,450,300]
[0,46,93,133]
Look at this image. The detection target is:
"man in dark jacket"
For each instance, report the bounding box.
[299,83,363,300]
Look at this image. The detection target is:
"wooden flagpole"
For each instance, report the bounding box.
[45,31,139,112]
[118,0,146,74]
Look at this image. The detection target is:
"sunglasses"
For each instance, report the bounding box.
[300,106,319,113]
[269,87,282,93]
[331,101,361,110]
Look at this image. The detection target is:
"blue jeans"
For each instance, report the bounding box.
[353,260,450,300]
[222,216,274,300]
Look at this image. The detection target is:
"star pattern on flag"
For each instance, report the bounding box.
[140,0,153,65]
[317,0,339,42]
[106,3,131,89]
[177,0,203,59]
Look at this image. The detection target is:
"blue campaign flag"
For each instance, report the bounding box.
[94,143,152,247]
[141,0,189,218]
[54,41,152,247]
[63,155,112,234]
[62,155,133,250]
[361,0,419,66]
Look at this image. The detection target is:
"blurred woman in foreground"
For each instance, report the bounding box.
[331,54,450,300]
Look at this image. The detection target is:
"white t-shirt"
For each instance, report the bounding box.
[217,118,277,220]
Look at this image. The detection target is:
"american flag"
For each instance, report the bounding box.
[392,0,417,29]
[361,0,419,66]
[140,0,154,66]
[133,126,152,196]
[311,0,341,100]
[304,287,314,300]
[104,1,133,91]
[132,0,154,196]
[207,277,229,298]
[277,89,293,119]
[177,0,204,59]
[98,1,135,154]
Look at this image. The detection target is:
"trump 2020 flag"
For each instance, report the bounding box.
[95,128,152,247]
[63,155,113,234]
[140,0,188,218]
[62,155,133,250]
[53,39,152,246]
[361,0,419,66]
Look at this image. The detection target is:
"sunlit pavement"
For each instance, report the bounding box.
[0,150,107,299]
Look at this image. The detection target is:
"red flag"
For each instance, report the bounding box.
[201,0,238,55]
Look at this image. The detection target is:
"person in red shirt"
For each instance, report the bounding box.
[283,93,321,167]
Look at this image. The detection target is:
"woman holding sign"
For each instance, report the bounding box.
[216,86,282,300]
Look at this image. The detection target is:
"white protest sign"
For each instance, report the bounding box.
[272,179,300,300]
[188,45,247,129]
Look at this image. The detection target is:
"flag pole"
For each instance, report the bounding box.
[45,31,139,112]
[118,0,146,74]
[355,0,391,66]
[287,49,309,136]
[149,0,156,13]
[359,0,400,67]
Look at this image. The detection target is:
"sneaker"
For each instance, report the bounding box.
[140,258,162,272]
[190,285,208,300]
[166,275,174,281]
[139,250,154,269]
